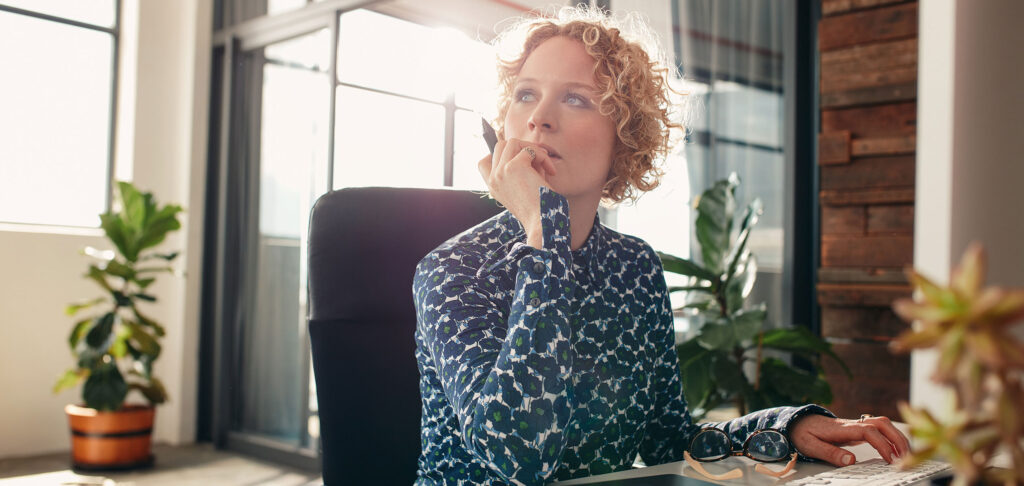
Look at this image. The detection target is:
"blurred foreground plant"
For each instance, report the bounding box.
[892,242,1024,486]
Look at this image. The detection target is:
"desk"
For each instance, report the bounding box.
[554,424,905,485]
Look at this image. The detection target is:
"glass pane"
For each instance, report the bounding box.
[452,109,489,191]
[452,38,498,117]
[332,86,444,189]
[337,9,466,102]
[0,12,113,226]
[239,29,330,445]
[0,0,116,28]
[267,0,306,16]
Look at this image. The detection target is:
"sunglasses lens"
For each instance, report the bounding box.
[746,430,790,462]
[689,429,731,461]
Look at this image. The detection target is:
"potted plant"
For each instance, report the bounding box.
[891,242,1024,485]
[657,173,849,420]
[53,181,183,470]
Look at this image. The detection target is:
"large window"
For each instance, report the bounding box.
[0,1,119,227]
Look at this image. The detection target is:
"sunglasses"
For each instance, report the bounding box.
[684,428,798,481]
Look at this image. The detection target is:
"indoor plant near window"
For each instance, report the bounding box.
[891,242,1024,486]
[53,181,183,470]
[657,173,848,421]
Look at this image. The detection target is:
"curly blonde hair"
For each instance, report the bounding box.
[493,6,685,204]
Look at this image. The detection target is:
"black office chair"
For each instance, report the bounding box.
[307,186,502,485]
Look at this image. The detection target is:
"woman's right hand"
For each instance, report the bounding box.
[478,138,557,249]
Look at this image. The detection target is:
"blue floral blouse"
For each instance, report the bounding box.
[413,188,830,485]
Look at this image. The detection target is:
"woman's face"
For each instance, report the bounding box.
[503,36,617,202]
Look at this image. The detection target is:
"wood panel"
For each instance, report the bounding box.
[821,0,910,17]
[851,135,916,157]
[821,235,913,267]
[820,187,914,205]
[820,156,915,191]
[821,67,918,94]
[818,267,907,285]
[819,130,851,165]
[817,282,912,306]
[821,82,917,108]
[820,38,917,77]
[867,204,914,234]
[821,206,865,235]
[822,102,916,138]
[819,2,918,51]
[821,306,908,340]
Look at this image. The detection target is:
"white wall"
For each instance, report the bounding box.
[912,0,1024,414]
[0,0,211,458]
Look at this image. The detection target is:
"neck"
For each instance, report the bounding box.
[566,194,601,251]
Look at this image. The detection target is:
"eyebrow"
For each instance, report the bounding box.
[515,77,598,93]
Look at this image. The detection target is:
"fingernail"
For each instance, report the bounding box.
[890,453,898,463]
[842,454,853,466]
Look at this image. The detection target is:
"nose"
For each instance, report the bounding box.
[527,100,557,132]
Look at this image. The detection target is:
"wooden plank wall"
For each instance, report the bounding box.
[816,0,917,419]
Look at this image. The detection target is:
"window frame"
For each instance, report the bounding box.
[0,1,121,228]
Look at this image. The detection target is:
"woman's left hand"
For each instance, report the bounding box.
[789,414,912,467]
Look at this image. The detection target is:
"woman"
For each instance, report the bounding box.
[413,6,909,485]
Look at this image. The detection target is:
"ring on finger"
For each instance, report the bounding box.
[859,414,874,422]
[522,146,536,161]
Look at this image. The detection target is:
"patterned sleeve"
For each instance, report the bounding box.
[413,187,577,485]
[638,248,835,465]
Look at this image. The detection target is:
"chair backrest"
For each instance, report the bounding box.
[307,186,501,485]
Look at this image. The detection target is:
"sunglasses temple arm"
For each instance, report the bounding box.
[753,453,799,478]
[684,451,744,481]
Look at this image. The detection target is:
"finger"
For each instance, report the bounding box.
[798,435,857,467]
[858,425,898,464]
[477,154,492,182]
[866,417,911,458]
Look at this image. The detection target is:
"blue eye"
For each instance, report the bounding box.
[515,89,536,103]
[566,93,589,107]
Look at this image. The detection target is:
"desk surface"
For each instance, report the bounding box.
[553,425,904,485]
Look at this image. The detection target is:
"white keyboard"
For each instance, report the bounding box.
[787,458,951,486]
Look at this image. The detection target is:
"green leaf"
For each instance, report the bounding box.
[721,199,762,291]
[694,173,739,274]
[759,358,833,405]
[132,293,156,302]
[657,252,718,283]
[65,297,105,316]
[53,369,87,394]
[87,265,114,293]
[137,204,183,252]
[102,260,136,280]
[83,361,128,411]
[133,308,165,337]
[85,312,116,349]
[133,277,156,289]
[68,317,93,350]
[118,181,148,236]
[732,306,766,343]
[124,320,161,358]
[99,213,132,263]
[677,340,711,408]
[711,352,748,394]
[135,266,174,275]
[696,319,735,350]
[128,378,168,405]
[667,285,714,293]
[142,251,180,261]
[761,327,851,377]
[112,291,134,307]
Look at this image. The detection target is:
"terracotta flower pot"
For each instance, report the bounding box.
[65,404,155,471]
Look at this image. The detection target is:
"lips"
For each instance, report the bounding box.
[536,143,561,159]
